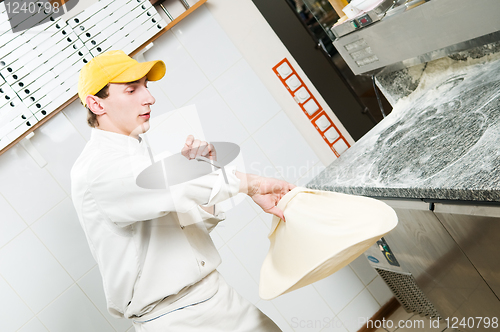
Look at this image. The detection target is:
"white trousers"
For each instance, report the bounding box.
[132,273,282,332]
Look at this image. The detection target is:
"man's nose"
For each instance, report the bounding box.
[144,88,155,105]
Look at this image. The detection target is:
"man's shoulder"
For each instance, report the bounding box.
[73,138,151,184]
[71,140,125,181]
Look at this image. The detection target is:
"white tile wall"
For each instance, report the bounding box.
[349,255,379,286]
[0,193,27,248]
[259,210,274,230]
[189,85,250,145]
[313,266,365,315]
[215,198,257,243]
[171,6,242,81]
[217,246,261,304]
[77,267,133,332]
[30,198,96,280]
[148,81,176,118]
[62,99,92,142]
[337,289,381,332]
[0,1,386,331]
[0,276,34,332]
[213,59,281,135]
[143,31,210,108]
[256,300,294,332]
[271,285,345,332]
[29,113,87,194]
[239,136,285,179]
[0,229,73,313]
[37,285,115,332]
[18,318,49,332]
[227,217,270,283]
[367,275,394,306]
[253,111,320,183]
[0,145,66,225]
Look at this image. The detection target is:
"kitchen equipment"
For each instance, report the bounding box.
[364,199,500,330]
[330,0,393,38]
[331,0,500,75]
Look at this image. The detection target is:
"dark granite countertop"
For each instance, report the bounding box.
[307,57,500,202]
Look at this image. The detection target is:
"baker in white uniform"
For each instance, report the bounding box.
[71,50,294,331]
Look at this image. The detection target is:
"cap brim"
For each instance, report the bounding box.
[111,60,166,83]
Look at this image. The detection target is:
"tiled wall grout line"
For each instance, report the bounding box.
[180,83,252,143]
[0,192,28,251]
[0,273,37,321]
[209,58,283,135]
[75,281,120,332]
[169,9,244,85]
[255,299,295,332]
[62,109,89,143]
[172,30,244,85]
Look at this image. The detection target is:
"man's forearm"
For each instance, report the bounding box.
[235,171,261,197]
[198,171,259,215]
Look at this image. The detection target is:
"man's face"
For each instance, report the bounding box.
[100,75,155,138]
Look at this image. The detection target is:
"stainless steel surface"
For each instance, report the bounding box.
[376,268,441,318]
[332,0,500,75]
[434,203,500,300]
[331,11,381,39]
[364,199,500,331]
[364,243,411,275]
[331,0,421,39]
[330,0,395,38]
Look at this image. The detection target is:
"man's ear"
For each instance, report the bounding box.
[86,95,106,116]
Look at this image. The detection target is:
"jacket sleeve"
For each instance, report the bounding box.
[89,151,240,227]
[197,204,226,233]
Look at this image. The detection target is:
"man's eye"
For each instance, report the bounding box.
[128,90,134,94]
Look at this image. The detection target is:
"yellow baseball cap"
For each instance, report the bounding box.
[78,50,166,107]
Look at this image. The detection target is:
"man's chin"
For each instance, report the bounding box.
[142,121,151,132]
[132,122,151,136]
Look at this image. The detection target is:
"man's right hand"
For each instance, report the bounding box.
[181,135,217,161]
[236,172,295,221]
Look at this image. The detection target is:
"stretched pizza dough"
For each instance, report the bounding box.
[259,187,398,300]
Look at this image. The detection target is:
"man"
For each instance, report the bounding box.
[71,50,294,331]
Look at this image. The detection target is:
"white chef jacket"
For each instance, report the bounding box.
[70,128,241,319]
